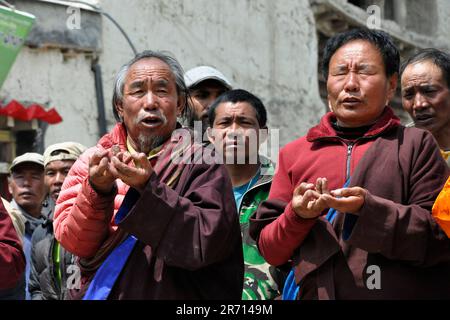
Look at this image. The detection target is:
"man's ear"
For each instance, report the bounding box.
[258,126,268,145]
[386,73,399,104]
[116,101,124,120]
[8,177,13,195]
[327,99,334,113]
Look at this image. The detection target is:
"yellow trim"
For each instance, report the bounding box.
[441,149,450,161]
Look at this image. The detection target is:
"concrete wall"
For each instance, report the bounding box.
[437,0,450,49]
[1,0,450,150]
[2,48,98,147]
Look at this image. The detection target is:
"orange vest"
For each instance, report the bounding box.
[433,176,450,237]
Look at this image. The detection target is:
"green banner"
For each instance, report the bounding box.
[0,5,35,89]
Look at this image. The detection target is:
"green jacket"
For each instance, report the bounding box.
[239,160,284,300]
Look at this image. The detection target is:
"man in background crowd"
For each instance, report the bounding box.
[401,48,450,166]
[185,65,232,131]
[208,89,285,300]
[29,142,86,299]
[8,153,48,299]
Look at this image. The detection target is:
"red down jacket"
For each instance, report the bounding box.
[53,123,129,258]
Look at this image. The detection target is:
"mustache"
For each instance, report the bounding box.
[19,191,36,197]
[134,110,168,125]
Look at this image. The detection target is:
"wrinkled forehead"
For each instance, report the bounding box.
[402,60,446,83]
[216,101,258,119]
[331,39,382,63]
[126,57,176,84]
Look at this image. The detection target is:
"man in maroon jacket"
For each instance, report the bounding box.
[54,51,243,300]
[250,28,450,299]
[0,199,25,299]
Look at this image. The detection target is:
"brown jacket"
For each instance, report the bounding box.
[108,163,244,300]
[55,124,244,299]
[251,126,450,299]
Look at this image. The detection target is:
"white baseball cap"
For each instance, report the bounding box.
[184,66,232,90]
[43,142,87,167]
[10,153,44,172]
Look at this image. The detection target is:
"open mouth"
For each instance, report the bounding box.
[141,117,163,127]
[342,97,362,106]
[224,139,245,149]
[415,114,434,125]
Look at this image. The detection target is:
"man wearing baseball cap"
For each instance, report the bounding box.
[8,152,47,299]
[42,142,87,205]
[29,142,86,300]
[184,65,232,130]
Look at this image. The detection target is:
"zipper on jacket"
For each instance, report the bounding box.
[345,143,354,182]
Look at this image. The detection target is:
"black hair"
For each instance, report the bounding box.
[322,28,400,80]
[400,48,450,87]
[208,89,267,128]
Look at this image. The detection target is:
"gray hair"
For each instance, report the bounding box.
[112,50,193,123]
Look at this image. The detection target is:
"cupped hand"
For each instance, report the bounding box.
[89,149,116,194]
[110,152,154,192]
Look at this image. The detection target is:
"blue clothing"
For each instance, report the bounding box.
[233,171,260,211]
[23,234,32,300]
[83,188,140,300]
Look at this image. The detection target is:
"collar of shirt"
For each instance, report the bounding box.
[10,200,46,236]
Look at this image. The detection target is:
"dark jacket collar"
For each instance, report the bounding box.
[306,107,401,142]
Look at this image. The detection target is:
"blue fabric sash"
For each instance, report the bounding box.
[282,180,352,300]
[83,188,140,300]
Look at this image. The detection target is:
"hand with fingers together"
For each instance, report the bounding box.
[109,151,154,192]
[322,187,367,215]
[292,181,330,219]
[89,149,117,194]
[292,177,366,219]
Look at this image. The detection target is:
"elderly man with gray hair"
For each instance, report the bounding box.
[53,51,243,300]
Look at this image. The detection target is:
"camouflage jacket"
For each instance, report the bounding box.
[239,160,286,300]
